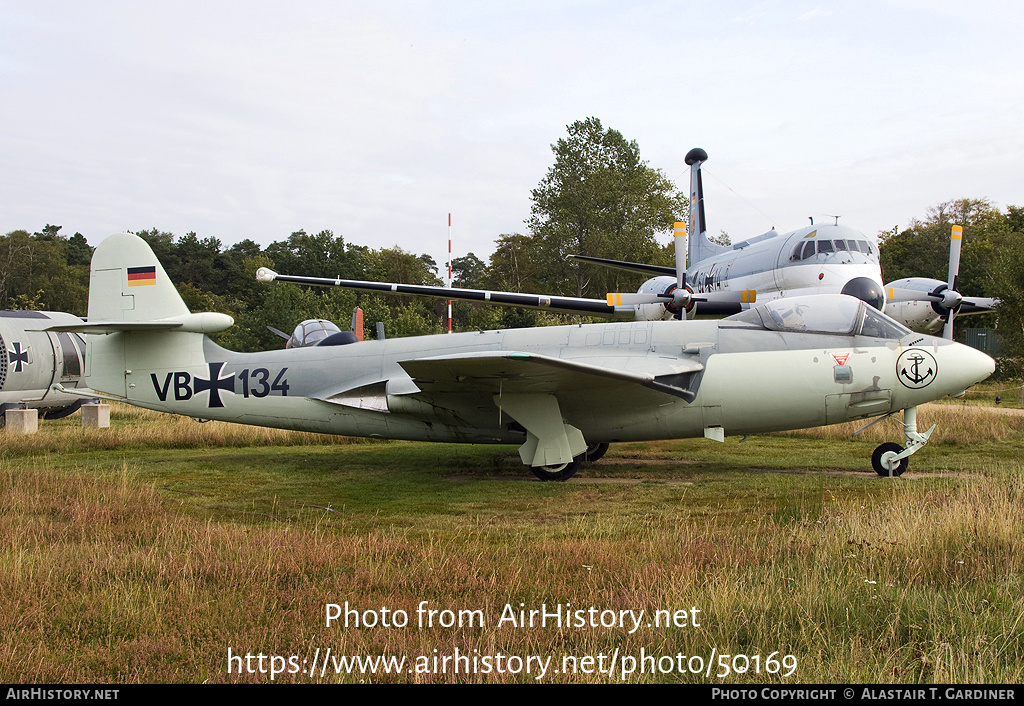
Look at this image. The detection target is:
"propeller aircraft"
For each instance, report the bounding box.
[255,148,992,341]
[49,232,994,480]
[254,149,883,323]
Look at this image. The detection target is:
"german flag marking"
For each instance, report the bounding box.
[127,266,156,287]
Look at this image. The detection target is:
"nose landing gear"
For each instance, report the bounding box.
[870,406,935,477]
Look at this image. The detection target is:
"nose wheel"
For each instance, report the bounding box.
[872,442,909,477]
[868,406,934,478]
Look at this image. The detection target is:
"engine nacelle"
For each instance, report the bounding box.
[632,276,694,321]
[883,277,949,334]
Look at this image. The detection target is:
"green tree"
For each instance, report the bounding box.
[0,230,88,314]
[264,229,363,281]
[527,117,686,297]
[66,233,93,267]
[879,198,1003,294]
[451,253,486,288]
[483,234,543,293]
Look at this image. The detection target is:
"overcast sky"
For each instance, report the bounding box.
[3,1,1022,268]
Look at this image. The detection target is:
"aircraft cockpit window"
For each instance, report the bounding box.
[721,308,764,328]
[288,319,342,348]
[723,295,911,339]
[760,297,858,334]
[304,328,330,344]
[848,240,861,252]
[791,243,805,261]
[817,240,834,254]
[860,307,911,339]
[802,242,816,260]
[835,240,848,251]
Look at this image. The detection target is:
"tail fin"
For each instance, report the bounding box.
[685,148,729,265]
[79,233,232,400]
[88,232,190,322]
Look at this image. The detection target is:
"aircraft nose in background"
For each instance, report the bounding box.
[842,277,885,311]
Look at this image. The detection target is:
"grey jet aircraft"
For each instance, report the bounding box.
[52,232,994,480]
[0,311,90,420]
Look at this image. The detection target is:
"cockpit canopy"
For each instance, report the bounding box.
[288,319,342,348]
[723,294,911,339]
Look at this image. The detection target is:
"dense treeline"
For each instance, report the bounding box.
[1,119,1021,369]
[879,198,1024,370]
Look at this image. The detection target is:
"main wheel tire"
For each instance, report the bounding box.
[872,442,908,477]
[583,442,609,464]
[530,456,582,482]
[40,399,85,420]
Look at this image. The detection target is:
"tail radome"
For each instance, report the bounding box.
[685,148,729,265]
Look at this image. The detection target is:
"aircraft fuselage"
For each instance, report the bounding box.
[99,312,991,447]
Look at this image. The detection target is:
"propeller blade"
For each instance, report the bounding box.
[606,292,662,306]
[694,290,757,305]
[266,325,290,341]
[960,297,999,313]
[884,287,941,304]
[947,225,962,296]
[674,221,687,290]
[943,225,963,340]
[606,289,756,308]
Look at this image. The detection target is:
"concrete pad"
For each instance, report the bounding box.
[6,408,38,434]
[81,403,111,428]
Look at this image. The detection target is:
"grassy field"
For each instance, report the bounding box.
[1,399,1023,683]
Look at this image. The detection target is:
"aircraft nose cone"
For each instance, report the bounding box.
[963,344,996,384]
[942,342,996,392]
[842,277,885,311]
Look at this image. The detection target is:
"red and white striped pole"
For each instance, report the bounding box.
[447,213,453,333]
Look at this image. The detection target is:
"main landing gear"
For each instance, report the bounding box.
[530,442,610,482]
[870,406,934,477]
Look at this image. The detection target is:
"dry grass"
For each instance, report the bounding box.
[0,404,361,458]
[1,403,1022,683]
[780,402,1024,444]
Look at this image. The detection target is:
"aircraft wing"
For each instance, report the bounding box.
[567,254,675,277]
[397,351,703,401]
[257,268,632,318]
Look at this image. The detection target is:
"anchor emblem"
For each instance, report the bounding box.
[896,349,937,389]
